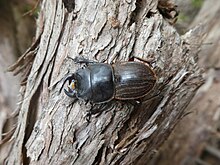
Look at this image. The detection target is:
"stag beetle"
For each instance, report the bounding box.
[61,57,156,104]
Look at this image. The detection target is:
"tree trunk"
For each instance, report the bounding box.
[148,0,220,164]
[4,0,205,164]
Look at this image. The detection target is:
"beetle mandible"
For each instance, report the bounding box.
[62,57,157,104]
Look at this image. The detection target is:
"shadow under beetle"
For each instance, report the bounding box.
[61,57,157,104]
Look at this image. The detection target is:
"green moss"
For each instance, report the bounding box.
[20,4,39,18]
[191,0,204,8]
[178,13,189,22]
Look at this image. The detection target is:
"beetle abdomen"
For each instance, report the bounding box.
[113,62,156,100]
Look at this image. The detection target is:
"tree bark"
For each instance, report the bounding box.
[5,0,205,164]
[148,0,220,164]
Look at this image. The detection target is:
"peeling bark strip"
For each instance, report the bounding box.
[5,0,204,164]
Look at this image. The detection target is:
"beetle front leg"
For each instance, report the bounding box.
[67,56,97,64]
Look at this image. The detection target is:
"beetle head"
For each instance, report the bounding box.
[62,74,77,98]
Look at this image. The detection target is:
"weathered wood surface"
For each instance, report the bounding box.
[5,0,204,164]
[148,0,220,164]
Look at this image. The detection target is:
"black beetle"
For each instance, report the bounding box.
[62,57,157,104]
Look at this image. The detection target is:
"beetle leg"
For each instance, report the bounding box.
[84,99,90,105]
[67,56,97,64]
[89,101,115,115]
[141,84,167,103]
[129,56,155,66]
[85,111,92,122]
[74,56,95,64]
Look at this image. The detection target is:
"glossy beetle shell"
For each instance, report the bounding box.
[63,58,157,104]
[113,62,156,100]
[75,63,114,103]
